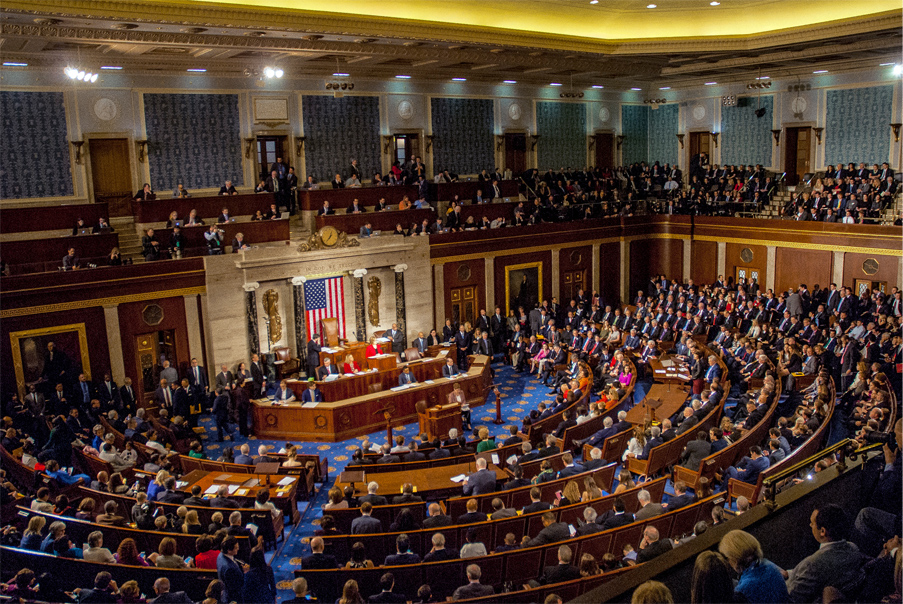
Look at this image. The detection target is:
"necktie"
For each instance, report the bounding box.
[165,388,171,404]
[195,367,199,382]
[127,386,132,399]
[82,382,88,399]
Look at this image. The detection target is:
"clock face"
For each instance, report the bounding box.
[862,258,879,276]
[320,226,339,247]
[94,97,117,121]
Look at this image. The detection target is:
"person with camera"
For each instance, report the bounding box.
[205,224,224,255]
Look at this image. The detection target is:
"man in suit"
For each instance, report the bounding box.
[387,323,405,356]
[155,378,173,411]
[719,446,770,491]
[316,357,340,380]
[522,487,552,515]
[675,406,700,435]
[215,364,234,393]
[359,482,388,506]
[96,373,120,411]
[392,483,423,505]
[186,358,209,412]
[528,511,570,546]
[422,503,452,529]
[397,366,417,386]
[536,545,581,584]
[679,431,712,470]
[306,335,321,379]
[455,325,472,370]
[442,357,459,378]
[632,425,663,461]
[183,485,208,507]
[234,444,254,465]
[665,481,695,511]
[457,499,488,525]
[210,486,239,509]
[412,332,429,355]
[583,447,608,471]
[636,526,673,563]
[577,508,606,536]
[556,453,585,478]
[74,372,94,408]
[301,537,339,568]
[634,489,665,520]
[489,498,517,520]
[384,534,421,566]
[157,477,186,504]
[784,504,868,602]
[599,497,635,529]
[452,565,494,601]
[254,444,276,465]
[463,458,496,495]
[368,572,407,603]
[248,354,265,399]
[350,502,383,534]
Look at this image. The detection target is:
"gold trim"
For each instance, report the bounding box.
[504,261,543,317]
[9,323,91,400]
[1,286,207,319]
[4,269,206,295]
[692,235,902,257]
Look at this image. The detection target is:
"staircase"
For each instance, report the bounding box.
[110,216,143,262]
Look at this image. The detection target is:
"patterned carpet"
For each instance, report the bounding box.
[195,361,650,602]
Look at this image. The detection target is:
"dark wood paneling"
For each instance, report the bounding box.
[725,241,768,287]
[0,307,110,396]
[300,186,419,212]
[630,239,683,298]
[842,253,900,289]
[774,248,832,295]
[2,233,119,272]
[133,193,274,223]
[494,250,553,315]
[558,245,592,304]
[0,203,109,234]
[442,260,485,325]
[691,240,718,285]
[316,209,434,234]
[428,181,518,203]
[152,220,290,252]
[599,242,621,308]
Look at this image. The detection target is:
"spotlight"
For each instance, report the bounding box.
[275,68,284,78]
[754,108,767,118]
[264,67,275,78]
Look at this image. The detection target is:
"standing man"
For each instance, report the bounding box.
[285,166,298,215]
[388,323,405,357]
[187,357,209,411]
[307,334,322,379]
[212,386,231,442]
[455,325,473,371]
[249,354,267,399]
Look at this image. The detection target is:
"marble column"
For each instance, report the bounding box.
[352,269,368,343]
[682,239,692,283]
[832,251,845,287]
[765,246,777,291]
[484,257,495,313]
[394,264,408,344]
[551,248,561,302]
[243,282,260,357]
[291,276,307,355]
[103,304,126,383]
[433,264,445,327]
[619,239,630,305]
[591,243,600,292]
[183,294,203,363]
[717,242,727,280]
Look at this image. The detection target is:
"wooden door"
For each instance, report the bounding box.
[393,134,420,169]
[735,266,762,285]
[450,286,477,327]
[854,279,886,297]
[783,127,811,186]
[784,128,798,185]
[689,132,711,159]
[88,138,132,217]
[504,133,526,175]
[135,330,178,396]
[594,133,613,169]
[256,136,287,182]
[561,270,586,304]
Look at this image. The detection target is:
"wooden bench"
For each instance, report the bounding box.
[1,232,119,274]
[0,446,81,498]
[0,202,109,236]
[316,207,435,234]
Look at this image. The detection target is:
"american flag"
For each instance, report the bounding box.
[303,276,346,342]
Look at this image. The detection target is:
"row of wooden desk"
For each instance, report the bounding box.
[2,232,119,272]
[179,469,301,523]
[336,459,507,502]
[133,192,278,224]
[315,208,435,234]
[1,202,109,235]
[149,219,290,252]
[252,354,491,442]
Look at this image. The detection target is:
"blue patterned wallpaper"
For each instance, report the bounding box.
[302,95,381,181]
[430,97,494,175]
[721,95,774,166]
[648,103,678,166]
[144,94,242,190]
[825,85,893,166]
[536,102,587,169]
[0,91,73,199]
[621,105,649,165]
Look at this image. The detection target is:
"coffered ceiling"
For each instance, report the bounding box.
[0,0,900,90]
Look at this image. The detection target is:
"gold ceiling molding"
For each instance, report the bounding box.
[2,268,206,295]
[0,286,207,319]
[692,235,903,258]
[2,1,899,56]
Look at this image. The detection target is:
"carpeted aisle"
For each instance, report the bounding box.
[194,361,647,602]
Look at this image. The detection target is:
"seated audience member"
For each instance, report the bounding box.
[452,564,494,600]
[460,528,488,559]
[302,536,339,569]
[384,534,421,566]
[351,502,383,534]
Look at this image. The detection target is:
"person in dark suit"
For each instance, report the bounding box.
[422,503,452,529]
[316,357,340,380]
[537,545,582,584]
[96,374,120,411]
[216,538,245,604]
[146,578,193,604]
[636,526,673,563]
[412,332,430,355]
[463,458,496,495]
[599,497,635,529]
[183,485,209,507]
[556,453,585,479]
[391,483,423,505]
[210,486,239,509]
[456,499,488,525]
[719,446,770,491]
[679,431,712,470]
[454,325,473,370]
[368,572,407,603]
[442,358,459,378]
[234,444,254,465]
[358,483,388,507]
[634,489,665,520]
[248,354,266,399]
[301,537,339,568]
[386,324,404,356]
[157,477,185,504]
[398,366,417,386]
[522,487,553,515]
[576,508,606,536]
[306,335,321,379]
[665,481,695,511]
[452,565,494,601]
[516,442,541,466]
[528,512,570,546]
[384,534,421,566]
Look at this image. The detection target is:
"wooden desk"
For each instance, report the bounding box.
[1,202,109,235]
[291,357,444,402]
[299,186,419,212]
[456,201,520,225]
[428,180,519,202]
[625,383,690,426]
[318,342,368,369]
[648,356,692,384]
[179,469,301,523]
[1,232,119,267]
[252,356,492,441]
[133,193,274,224]
[419,402,462,441]
[335,460,507,501]
[152,219,290,252]
[316,208,435,234]
[367,354,397,372]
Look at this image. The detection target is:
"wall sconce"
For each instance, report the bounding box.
[495,135,505,151]
[425,135,433,152]
[771,129,781,146]
[295,136,306,157]
[244,137,255,159]
[383,135,394,154]
[891,123,902,143]
[588,135,596,151]
[813,127,824,145]
[530,134,540,150]
[70,140,85,164]
[710,132,719,148]
[676,133,685,150]
[135,139,148,163]
[616,135,625,149]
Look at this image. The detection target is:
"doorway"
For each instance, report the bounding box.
[504,133,527,176]
[450,286,477,327]
[784,127,811,186]
[689,132,711,160]
[854,279,887,297]
[735,266,762,285]
[594,133,614,169]
[393,133,420,169]
[88,138,133,217]
[256,135,287,182]
[136,330,178,395]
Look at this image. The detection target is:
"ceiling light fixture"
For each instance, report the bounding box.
[332,72,349,77]
[550,82,563,86]
[395,75,411,79]
[755,75,770,80]
[659,86,671,90]
[65,66,98,82]
[879,62,894,66]
[452,77,467,81]
[710,1,720,5]
[3,62,28,67]
[813,70,828,74]
[186,68,206,72]
[590,0,599,3]
[592,85,604,89]
[893,65,903,76]
[647,4,657,8]
[263,66,284,78]
[704,81,718,85]
[100,66,122,70]
[631,87,642,91]
[503,80,517,84]
[746,81,772,89]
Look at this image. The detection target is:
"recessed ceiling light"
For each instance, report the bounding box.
[452,77,466,81]
[2,62,28,67]
[186,68,206,72]
[332,72,349,77]
[100,66,122,70]
[704,81,717,85]
[813,70,828,74]
[590,0,599,3]
[503,80,517,84]
[710,1,720,5]
[756,76,770,80]
[395,75,411,79]
[592,85,604,89]
[894,65,903,76]
[631,87,642,91]
[550,82,562,86]
[659,86,671,90]
[879,62,894,66]
[647,4,657,8]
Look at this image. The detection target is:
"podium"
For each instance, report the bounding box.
[367,354,397,372]
[418,402,462,441]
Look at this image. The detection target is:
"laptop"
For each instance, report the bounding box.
[172,220,182,228]
[370,230,381,236]
[77,228,92,236]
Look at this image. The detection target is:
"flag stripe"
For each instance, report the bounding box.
[303,276,346,343]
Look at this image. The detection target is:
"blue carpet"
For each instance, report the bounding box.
[193,361,653,601]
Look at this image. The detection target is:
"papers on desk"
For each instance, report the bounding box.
[324,374,339,382]
[286,378,300,383]
[242,478,258,488]
[437,349,450,357]
[235,488,249,497]
[203,485,219,495]
[491,453,500,465]
[227,485,240,495]
[277,476,296,486]
[215,474,232,481]
[390,385,410,391]
[654,369,666,374]
[175,481,188,488]
[450,474,467,483]
[425,379,435,384]
[371,354,391,358]
[661,360,674,367]
[354,371,366,375]
[301,402,319,408]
